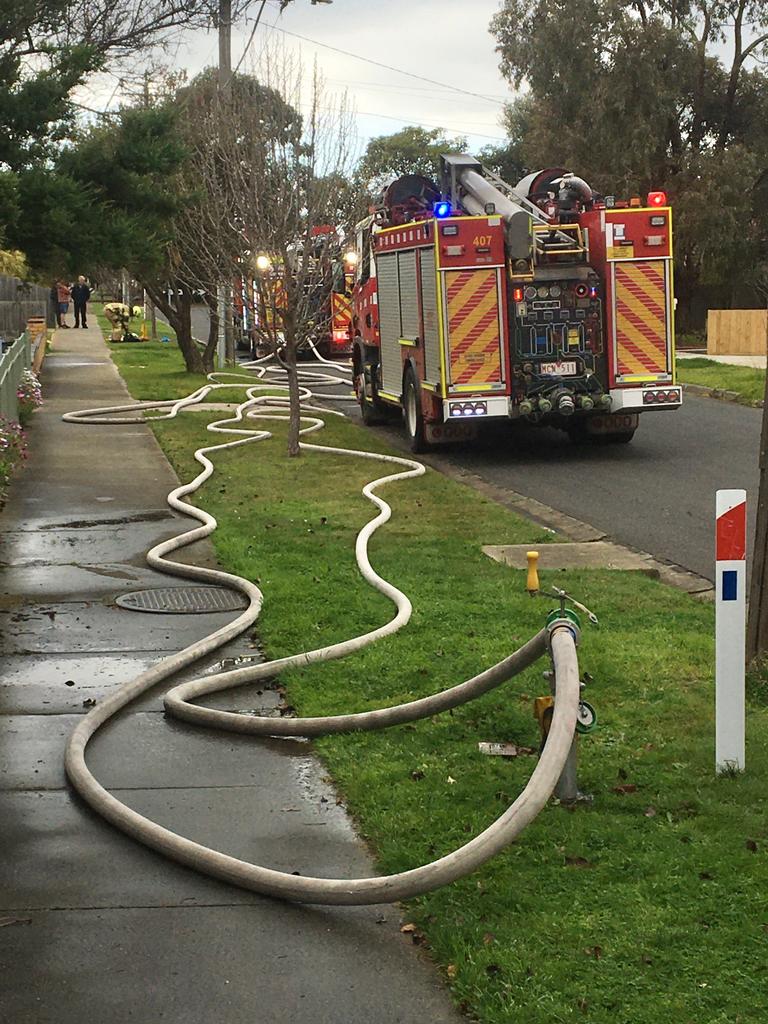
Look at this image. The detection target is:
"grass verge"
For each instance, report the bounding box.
[111,340,768,1024]
[90,301,256,404]
[676,357,766,406]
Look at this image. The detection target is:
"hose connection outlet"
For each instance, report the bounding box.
[599,393,612,410]
[519,398,535,416]
[538,396,553,414]
[579,394,595,411]
[545,611,582,649]
[556,391,576,417]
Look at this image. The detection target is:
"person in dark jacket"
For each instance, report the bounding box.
[71,276,91,328]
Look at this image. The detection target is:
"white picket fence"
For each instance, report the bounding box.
[0,332,31,421]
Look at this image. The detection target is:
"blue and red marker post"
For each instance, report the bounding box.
[715,489,747,773]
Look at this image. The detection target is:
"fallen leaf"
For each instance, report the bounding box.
[699,872,714,881]
[485,963,502,976]
[410,770,425,782]
[612,784,637,795]
[482,932,495,946]
[644,806,657,817]
[0,917,31,928]
[447,776,457,785]
[746,839,758,852]
[446,964,457,980]
[400,923,417,934]
[583,945,602,960]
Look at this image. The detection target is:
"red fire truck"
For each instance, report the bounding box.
[233,228,355,359]
[351,154,680,450]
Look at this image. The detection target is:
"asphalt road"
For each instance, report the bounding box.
[313,365,760,582]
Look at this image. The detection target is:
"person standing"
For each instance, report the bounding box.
[55,280,71,328]
[71,276,91,328]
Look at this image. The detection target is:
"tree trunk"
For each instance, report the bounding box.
[746,307,768,663]
[204,292,220,374]
[283,322,302,458]
[144,282,205,374]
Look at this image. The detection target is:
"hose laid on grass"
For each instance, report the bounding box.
[63,359,581,904]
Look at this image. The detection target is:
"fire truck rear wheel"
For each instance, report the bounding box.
[403,367,427,453]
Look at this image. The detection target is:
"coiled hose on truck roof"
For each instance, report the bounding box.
[62,359,581,905]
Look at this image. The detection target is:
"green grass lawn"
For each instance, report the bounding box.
[109,339,768,1023]
[90,301,257,404]
[676,357,766,406]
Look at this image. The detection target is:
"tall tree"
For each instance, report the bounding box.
[186,55,356,454]
[0,0,213,171]
[355,126,468,195]
[490,0,768,330]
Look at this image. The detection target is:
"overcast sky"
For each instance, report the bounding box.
[80,0,514,156]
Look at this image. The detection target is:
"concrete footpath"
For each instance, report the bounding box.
[0,326,461,1024]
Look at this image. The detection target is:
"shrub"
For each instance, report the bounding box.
[16,369,42,425]
[0,418,28,488]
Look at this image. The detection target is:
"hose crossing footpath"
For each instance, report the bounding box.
[63,358,583,905]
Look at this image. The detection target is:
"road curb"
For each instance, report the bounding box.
[327,389,716,602]
[681,381,763,409]
[415,450,714,601]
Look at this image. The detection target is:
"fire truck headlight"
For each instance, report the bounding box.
[343,251,359,267]
[256,255,272,272]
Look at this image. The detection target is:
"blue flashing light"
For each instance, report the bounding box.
[434,201,451,218]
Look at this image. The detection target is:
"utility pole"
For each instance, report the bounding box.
[218,0,232,90]
[218,0,233,365]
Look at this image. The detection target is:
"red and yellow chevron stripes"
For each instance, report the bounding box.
[615,262,669,377]
[445,269,502,387]
[332,291,351,329]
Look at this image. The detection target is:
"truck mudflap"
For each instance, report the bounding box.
[585,413,639,436]
[425,421,479,444]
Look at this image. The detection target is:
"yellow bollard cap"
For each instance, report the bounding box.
[526,550,540,595]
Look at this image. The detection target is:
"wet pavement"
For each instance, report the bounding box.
[0,326,461,1024]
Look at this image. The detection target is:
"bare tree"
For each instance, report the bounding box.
[174,51,358,452]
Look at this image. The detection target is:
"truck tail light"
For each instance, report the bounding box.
[513,287,524,302]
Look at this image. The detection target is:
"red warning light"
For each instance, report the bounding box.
[513,287,524,303]
[647,191,667,207]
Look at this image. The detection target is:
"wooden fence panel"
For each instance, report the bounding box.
[707,310,768,355]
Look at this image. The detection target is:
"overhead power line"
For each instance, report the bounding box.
[260,21,507,107]
[350,108,507,143]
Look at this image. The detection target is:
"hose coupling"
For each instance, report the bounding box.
[545,612,581,649]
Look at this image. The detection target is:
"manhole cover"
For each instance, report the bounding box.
[115,586,248,615]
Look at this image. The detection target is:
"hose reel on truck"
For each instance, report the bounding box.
[63,363,593,905]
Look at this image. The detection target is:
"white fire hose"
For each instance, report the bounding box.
[62,359,582,905]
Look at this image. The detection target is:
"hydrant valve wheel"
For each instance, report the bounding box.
[576,700,597,734]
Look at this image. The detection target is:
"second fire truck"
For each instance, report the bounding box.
[350,154,681,450]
